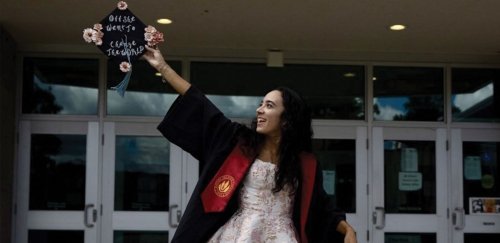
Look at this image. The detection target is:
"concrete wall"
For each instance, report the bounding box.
[0,25,17,243]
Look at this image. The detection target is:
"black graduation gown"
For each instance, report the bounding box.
[158,86,346,243]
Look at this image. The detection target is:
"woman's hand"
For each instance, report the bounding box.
[143,45,167,71]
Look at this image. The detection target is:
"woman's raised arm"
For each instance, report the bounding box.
[143,45,191,95]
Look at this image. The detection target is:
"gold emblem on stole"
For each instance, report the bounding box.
[214,175,235,197]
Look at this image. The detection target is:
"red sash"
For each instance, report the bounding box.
[299,152,316,243]
[200,144,252,212]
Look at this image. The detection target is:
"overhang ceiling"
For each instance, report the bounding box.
[1,0,500,62]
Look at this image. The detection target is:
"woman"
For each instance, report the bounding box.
[143,46,357,243]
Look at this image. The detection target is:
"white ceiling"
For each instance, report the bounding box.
[1,0,500,63]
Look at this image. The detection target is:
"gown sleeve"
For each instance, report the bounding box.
[157,86,243,165]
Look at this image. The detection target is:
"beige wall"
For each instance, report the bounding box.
[0,25,17,243]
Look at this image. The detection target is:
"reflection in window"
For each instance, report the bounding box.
[384,140,436,214]
[30,134,86,210]
[23,58,99,115]
[313,139,356,213]
[107,60,182,116]
[463,142,499,214]
[114,231,168,243]
[115,136,169,211]
[385,233,436,243]
[29,230,83,243]
[191,62,365,119]
[373,66,444,121]
[452,68,500,122]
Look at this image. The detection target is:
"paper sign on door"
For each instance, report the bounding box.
[464,156,482,180]
[399,172,422,191]
[470,197,500,214]
[401,148,418,172]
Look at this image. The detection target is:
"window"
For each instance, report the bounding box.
[190,62,365,119]
[373,66,444,121]
[23,57,99,115]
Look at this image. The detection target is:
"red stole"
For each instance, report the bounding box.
[200,145,317,243]
[200,144,252,212]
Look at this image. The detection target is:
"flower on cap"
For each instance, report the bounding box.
[83,25,104,45]
[117,1,128,10]
[144,25,164,47]
[93,24,103,31]
[119,61,132,73]
[83,28,96,43]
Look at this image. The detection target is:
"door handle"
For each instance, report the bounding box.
[452,207,465,230]
[169,204,181,227]
[84,204,97,228]
[372,206,385,229]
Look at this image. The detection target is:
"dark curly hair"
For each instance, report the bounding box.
[239,87,313,193]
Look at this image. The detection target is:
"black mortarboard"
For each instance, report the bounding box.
[97,7,147,62]
[83,1,163,97]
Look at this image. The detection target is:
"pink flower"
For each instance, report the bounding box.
[93,24,103,31]
[145,28,164,47]
[95,38,103,46]
[117,1,128,10]
[83,28,96,43]
[119,61,132,72]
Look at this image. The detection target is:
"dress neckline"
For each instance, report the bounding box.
[255,158,277,166]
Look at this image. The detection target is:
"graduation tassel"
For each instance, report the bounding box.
[111,69,132,97]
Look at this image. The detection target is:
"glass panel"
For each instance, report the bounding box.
[385,233,436,243]
[190,62,365,119]
[30,134,86,210]
[452,68,500,122]
[28,230,83,243]
[312,139,356,213]
[22,57,99,115]
[115,136,169,211]
[114,231,168,243]
[463,142,500,214]
[373,66,444,121]
[107,60,182,116]
[384,140,436,213]
[464,233,500,243]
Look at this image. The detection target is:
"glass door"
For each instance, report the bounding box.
[372,127,448,243]
[450,128,500,243]
[312,124,368,243]
[101,122,183,243]
[15,120,100,243]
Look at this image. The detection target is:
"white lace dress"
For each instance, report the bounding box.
[207,159,298,243]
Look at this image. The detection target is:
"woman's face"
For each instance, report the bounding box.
[256,90,285,138]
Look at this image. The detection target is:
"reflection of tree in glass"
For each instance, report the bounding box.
[393,96,443,121]
[373,103,380,116]
[30,82,63,114]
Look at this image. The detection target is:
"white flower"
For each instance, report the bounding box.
[119,61,132,72]
[145,25,157,33]
[117,1,128,10]
[144,32,153,41]
[83,28,96,43]
[95,38,103,46]
[93,24,103,31]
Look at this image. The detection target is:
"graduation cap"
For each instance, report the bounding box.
[83,1,164,97]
